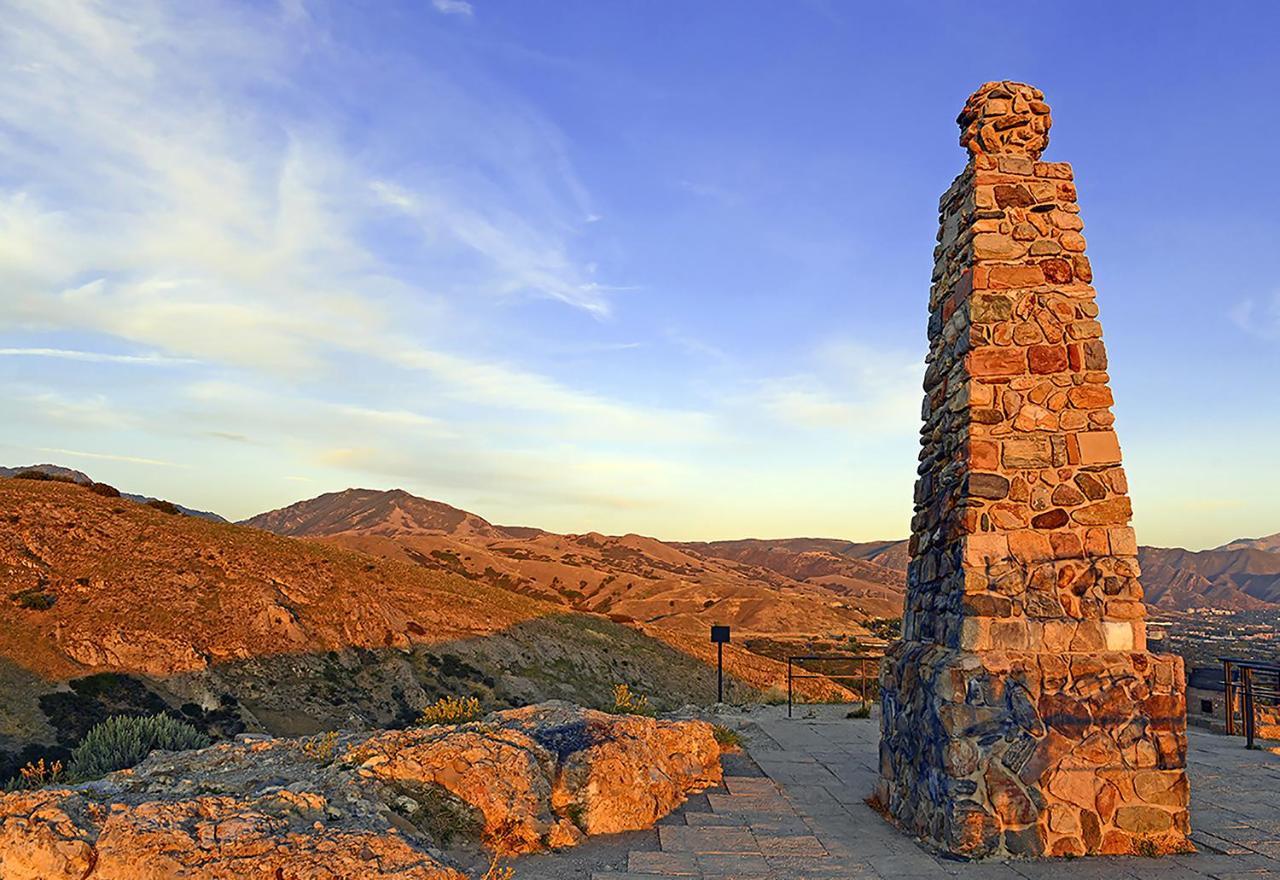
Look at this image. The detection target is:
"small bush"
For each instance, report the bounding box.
[10,587,56,610]
[146,499,181,515]
[611,683,654,717]
[846,704,872,719]
[300,731,339,764]
[89,482,121,498]
[481,855,515,880]
[419,695,482,726]
[69,714,210,780]
[3,758,65,792]
[760,685,788,706]
[712,724,744,752]
[399,782,484,845]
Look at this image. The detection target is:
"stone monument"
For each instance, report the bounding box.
[877,82,1191,858]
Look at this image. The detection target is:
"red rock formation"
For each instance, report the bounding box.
[0,702,721,879]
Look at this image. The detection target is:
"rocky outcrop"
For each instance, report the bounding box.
[0,702,721,879]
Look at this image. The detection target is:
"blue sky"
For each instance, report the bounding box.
[1,1,1277,549]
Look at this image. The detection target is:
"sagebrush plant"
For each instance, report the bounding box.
[419,695,482,726]
[611,683,654,716]
[70,714,210,780]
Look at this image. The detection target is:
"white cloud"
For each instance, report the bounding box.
[0,348,196,366]
[0,0,923,536]
[1231,292,1280,340]
[432,0,474,17]
[0,0,685,430]
[37,447,184,468]
[754,340,922,435]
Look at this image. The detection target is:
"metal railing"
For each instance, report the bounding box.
[1221,657,1280,749]
[786,653,883,718]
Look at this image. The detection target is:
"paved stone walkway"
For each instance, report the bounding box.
[586,706,1280,880]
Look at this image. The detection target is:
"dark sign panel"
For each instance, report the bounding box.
[710,625,730,643]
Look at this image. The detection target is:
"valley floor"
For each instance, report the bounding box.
[510,706,1280,880]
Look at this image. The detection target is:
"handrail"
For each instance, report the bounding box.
[786,653,883,719]
[1221,657,1280,749]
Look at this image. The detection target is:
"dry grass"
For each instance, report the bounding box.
[610,683,654,716]
[419,695,482,726]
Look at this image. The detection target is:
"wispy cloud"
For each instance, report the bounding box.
[1230,292,1280,340]
[0,1,694,433]
[754,340,922,435]
[0,0,927,536]
[37,447,184,468]
[0,348,196,365]
[432,0,474,17]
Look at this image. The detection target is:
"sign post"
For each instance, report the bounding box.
[710,625,730,704]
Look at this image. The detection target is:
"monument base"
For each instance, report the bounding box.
[877,641,1191,858]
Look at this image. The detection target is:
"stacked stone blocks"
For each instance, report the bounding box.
[877,82,1191,858]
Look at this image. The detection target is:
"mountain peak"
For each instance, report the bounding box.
[1213,532,1280,554]
[241,487,505,539]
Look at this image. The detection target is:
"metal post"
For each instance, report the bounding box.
[1243,667,1256,750]
[861,656,868,713]
[787,659,793,718]
[717,642,724,704]
[1223,659,1235,736]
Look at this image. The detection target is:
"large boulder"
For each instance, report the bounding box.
[353,701,722,852]
[494,703,722,835]
[0,788,462,880]
[353,725,567,853]
[0,702,722,877]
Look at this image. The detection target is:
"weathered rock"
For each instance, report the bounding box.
[0,702,721,878]
[878,82,1190,859]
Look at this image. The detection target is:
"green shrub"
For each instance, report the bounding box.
[419,695,482,726]
[712,724,744,751]
[69,714,210,780]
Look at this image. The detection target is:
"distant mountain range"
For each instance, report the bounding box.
[240,486,1280,617]
[6,463,1279,619]
[241,488,896,634]
[1214,534,1280,554]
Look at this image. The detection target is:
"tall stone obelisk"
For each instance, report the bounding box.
[877,82,1191,858]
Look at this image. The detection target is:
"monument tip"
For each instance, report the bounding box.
[958,80,1052,160]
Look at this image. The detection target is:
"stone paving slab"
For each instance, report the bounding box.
[575,705,1280,880]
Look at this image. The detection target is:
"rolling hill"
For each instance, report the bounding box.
[0,478,846,781]
[242,489,888,643]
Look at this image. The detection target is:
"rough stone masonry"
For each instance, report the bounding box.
[876,82,1191,858]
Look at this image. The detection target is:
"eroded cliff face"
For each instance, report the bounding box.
[0,702,721,880]
[878,81,1190,858]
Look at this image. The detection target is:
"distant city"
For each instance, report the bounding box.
[1154,609,1279,670]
